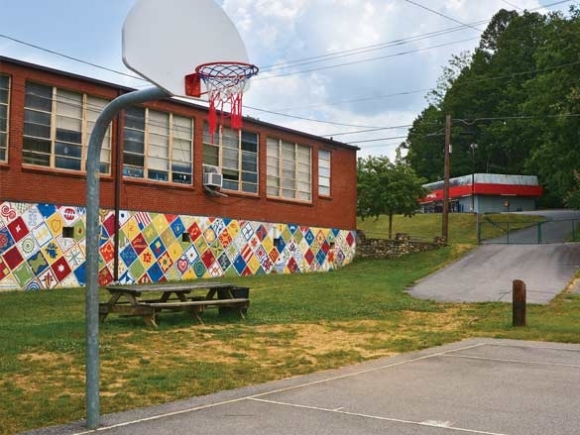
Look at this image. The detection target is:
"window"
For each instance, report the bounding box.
[267,138,312,201]
[202,123,258,193]
[123,107,193,184]
[318,149,331,196]
[0,75,9,162]
[87,97,113,173]
[22,82,111,172]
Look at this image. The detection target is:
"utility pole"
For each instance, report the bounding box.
[470,143,478,212]
[442,114,451,243]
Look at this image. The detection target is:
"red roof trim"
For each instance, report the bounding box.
[420,183,543,203]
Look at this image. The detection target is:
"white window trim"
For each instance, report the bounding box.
[22,82,112,173]
[202,123,259,194]
[0,74,10,163]
[318,149,331,197]
[266,137,312,202]
[123,107,193,185]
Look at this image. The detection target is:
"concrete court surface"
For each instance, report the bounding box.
[24,339,580,435]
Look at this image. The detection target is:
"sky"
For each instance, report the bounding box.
[0,0,577,161]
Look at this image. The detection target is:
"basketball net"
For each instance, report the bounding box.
[186,62,259,138]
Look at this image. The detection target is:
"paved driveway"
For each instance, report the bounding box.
[482,209,580,245]
[408,244,580,304]
[23,339,580,435]
[409,210,580,304]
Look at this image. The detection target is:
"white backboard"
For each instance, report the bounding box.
[123,0,250,98]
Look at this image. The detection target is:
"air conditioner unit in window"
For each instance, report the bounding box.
[202,164,220,174]
[203,172,223,188]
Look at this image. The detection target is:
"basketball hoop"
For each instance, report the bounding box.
[185,61,259,137]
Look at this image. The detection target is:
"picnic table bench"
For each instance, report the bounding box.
[99,282,250,327]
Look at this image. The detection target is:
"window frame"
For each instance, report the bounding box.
[22,81,112,173]
[0,74,10,163]
[202,123,259,194]
[122,106,193,185]
[318,149,331,197]
[266,137,312,202]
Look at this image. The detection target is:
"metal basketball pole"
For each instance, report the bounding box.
[85,86,169,429]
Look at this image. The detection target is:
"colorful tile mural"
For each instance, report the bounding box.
[0,201,356,291]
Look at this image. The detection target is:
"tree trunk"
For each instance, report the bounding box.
[388,213,393,239]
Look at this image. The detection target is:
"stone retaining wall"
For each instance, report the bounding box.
[356,231,445,259]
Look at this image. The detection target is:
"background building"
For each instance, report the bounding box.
[0,57,358,291]
[420,173,543,214]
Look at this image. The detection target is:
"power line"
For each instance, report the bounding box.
[256,36,480,80]
[453,113,580,124]
[258,0,572,76]
[258,0,575,81]
[269,58,580,116]
[323,125,415,137]
[359,141,404,149]
[258,21,488,73]
[500,0,525,11]
[0,33,145,82]
[403,0,483,32]
[247,54,580,131]
[347,135,407,144]
[243,105,389,129]
[272,88,434,113]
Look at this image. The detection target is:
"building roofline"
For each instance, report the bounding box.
[0,55,359,151]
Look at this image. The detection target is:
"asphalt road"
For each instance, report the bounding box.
[409,210,580,304]
[22,339,580,435]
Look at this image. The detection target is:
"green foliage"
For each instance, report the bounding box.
[404,8,580,206]
[357,156,427,238]
[400,105,446,183]
[565,170,580,210]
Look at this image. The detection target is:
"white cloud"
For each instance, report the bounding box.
[2,0,573,163]
[222,0,568,161]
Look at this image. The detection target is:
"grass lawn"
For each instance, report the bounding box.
[357,212,546,244]
[1,212,576,434]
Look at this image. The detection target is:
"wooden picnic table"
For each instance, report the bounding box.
[99,282,250,327]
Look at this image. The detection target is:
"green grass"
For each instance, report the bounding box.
[357,212,546,244]
[0,211,576,434]
[566,220,580,242]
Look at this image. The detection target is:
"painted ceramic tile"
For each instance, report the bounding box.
[0,201,356,291]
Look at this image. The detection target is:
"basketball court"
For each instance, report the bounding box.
[26,338,580,435]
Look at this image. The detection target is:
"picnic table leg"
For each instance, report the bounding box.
[187,306,205,324]
[237,301,250,320]
[143,310,159,327]
[100,293,122,322]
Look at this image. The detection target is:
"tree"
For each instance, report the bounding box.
[426,51,472,108]
[404,8,580,206]
[521,9,580,206]
[400,105,446,182]
[357,156,427,239]
[565,170,580,210]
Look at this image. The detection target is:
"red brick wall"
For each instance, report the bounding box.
[0,58,357,230]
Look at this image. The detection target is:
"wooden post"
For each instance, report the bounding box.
[512,279,526,327]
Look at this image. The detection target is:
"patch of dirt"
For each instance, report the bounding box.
[13,352,84,396]
[12,311,467,403]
